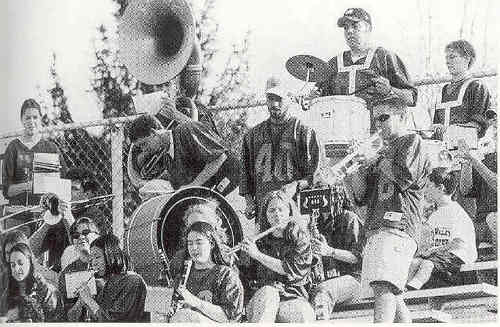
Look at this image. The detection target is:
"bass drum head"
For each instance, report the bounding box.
[157,186,243,260]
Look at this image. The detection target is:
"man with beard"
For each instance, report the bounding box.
[316,8,417,132]
[240,77,320,230]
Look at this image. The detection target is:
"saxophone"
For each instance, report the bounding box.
[309,209,325,287]
[168,259,193,320]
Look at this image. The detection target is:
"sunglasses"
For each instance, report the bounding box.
[375,114,390,122]
[71,229,95,240]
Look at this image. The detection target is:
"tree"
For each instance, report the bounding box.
[37,52,74,127]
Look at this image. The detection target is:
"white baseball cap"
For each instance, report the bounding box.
[265,76,289,99]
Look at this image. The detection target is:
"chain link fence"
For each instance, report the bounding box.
[0,71,496,241]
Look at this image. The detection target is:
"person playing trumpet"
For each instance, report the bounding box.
[242,190,314,322]
[345,95,431,323]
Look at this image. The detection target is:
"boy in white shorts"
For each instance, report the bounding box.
[346,95,431,322]
[407,167,477,289]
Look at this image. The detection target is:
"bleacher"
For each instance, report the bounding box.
[330,255,497,323]
[144,259,497,323]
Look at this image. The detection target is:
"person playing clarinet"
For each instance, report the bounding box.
[168,221,244,323]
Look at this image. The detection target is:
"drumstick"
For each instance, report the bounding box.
[71,194,115,205]
[227,221,289,255]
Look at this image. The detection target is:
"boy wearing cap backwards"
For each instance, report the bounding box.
[317,8,417,132]
[240,77,320,230]
[345,95,430,322]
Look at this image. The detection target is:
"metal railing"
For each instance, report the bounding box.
[0,70,496,241]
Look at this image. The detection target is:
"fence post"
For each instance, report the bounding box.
[111,124,125,245]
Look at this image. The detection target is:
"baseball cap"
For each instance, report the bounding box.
[337,8,372,28]
[265,77,289,99]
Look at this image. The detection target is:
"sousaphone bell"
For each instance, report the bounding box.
[119,0,202,96]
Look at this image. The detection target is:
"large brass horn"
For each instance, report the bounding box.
[119,0,200,87]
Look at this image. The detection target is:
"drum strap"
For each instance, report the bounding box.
[435,78,477,127]
[337,47,377,95]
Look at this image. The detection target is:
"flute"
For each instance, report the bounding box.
[227,220,290,255]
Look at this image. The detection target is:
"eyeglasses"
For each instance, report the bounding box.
[71,229,95,240]
[375,114,390,122]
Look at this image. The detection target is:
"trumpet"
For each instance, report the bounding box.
[321,132,384,185]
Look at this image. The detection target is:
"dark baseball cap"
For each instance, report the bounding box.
[337,8,372,28]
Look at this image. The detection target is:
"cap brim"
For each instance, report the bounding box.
[265,86,288,99]
[337,16,362,27]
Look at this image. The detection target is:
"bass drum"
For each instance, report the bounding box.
[125,186,244,286]
[307,95,370,144]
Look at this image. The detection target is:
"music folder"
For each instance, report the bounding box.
[65,270,97,299]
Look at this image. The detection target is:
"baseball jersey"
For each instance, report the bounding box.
[319,46,417,106]
[240,116,320,210]
[365,133,431,240]
[181,265,244,322]
[2,138,66,205]
[433,78,491,137]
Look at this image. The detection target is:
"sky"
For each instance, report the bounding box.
[0,0,499,134]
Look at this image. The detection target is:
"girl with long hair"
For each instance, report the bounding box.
[169,221,244,323]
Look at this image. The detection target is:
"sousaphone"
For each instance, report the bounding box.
[119,0,201,95]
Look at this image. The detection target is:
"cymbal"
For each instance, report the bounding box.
[286,55,333,83]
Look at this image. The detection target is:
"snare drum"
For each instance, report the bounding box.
[307,95,370,144]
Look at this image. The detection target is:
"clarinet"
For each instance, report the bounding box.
[158,249,173,287]
[168,259,193,320]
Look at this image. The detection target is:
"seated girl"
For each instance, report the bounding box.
[6,243,63,322]
[242,190,314,322]
[169,221,244,322]
[58,217,100,320]
[69,234,147,322]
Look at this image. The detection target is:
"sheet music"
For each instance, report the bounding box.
[65,270,97,299]
[33,174,71,200]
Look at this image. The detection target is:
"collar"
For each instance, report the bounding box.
[156,129,175,159]
[167,130,175,159]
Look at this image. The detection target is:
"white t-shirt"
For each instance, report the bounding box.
[427,201,477,264]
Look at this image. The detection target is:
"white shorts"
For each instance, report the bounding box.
[360,229,417,298]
